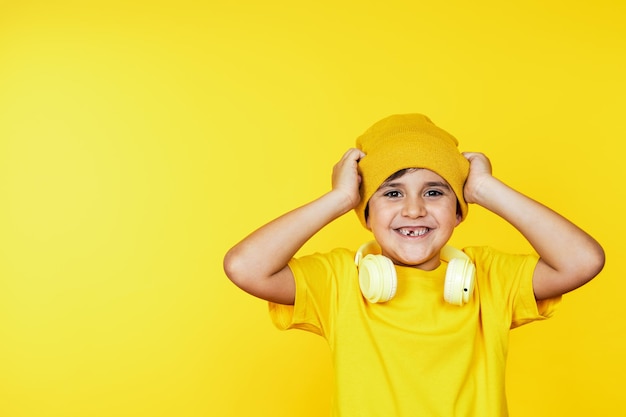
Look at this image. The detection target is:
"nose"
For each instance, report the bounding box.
[401,196,426,218]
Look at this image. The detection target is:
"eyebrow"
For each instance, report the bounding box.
[379,180,451,190]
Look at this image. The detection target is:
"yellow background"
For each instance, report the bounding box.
[1,1,624,416]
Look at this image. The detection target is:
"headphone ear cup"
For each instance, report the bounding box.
[443,258,476,306]
[359,254,397,303]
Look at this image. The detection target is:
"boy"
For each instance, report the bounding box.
[223,114,604,416]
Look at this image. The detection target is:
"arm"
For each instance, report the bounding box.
[462,152,605,300]
[223,148,366,305]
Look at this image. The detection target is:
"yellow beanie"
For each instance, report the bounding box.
[355,113,470,228]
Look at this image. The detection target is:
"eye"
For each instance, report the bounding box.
[424,189,444,197]
[383,190,403,198]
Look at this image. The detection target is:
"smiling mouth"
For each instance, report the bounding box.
[397,227,430,237]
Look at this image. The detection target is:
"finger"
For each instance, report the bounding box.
[343,147,366,162]
[462,151,480,160]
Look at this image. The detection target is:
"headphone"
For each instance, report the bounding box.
[354,241,476,306]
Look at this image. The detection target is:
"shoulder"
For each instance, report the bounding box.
[288,247,357,278]
[462,246,539,271]
[292,247,355,264]
[462,246,540,296]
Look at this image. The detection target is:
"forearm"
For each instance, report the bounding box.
[472,176,604,297]
[224,190,353,287]
[224,147,365,303]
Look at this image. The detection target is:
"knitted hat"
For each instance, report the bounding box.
[355,113,470,228]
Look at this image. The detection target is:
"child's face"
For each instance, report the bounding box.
[366,168,462,270]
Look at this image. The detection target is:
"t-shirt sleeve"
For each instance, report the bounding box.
[464,246,561,329]
[508,251,561,328]
[268,248,354,337]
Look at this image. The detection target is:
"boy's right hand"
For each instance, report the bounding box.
[224,148,367,305]
[331,148,366,212]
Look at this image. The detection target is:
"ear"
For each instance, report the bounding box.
[455,210,463,227]
[454,200,464,226]
[364,202,372,230]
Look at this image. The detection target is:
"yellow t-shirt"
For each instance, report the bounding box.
[269,246,560,417]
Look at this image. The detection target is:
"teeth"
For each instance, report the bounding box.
[398,228,429,236]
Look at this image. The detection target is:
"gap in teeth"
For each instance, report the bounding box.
[400,228,428,236]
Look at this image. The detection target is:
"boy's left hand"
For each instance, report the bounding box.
[461,150,604,299]
[462,152,493,205]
